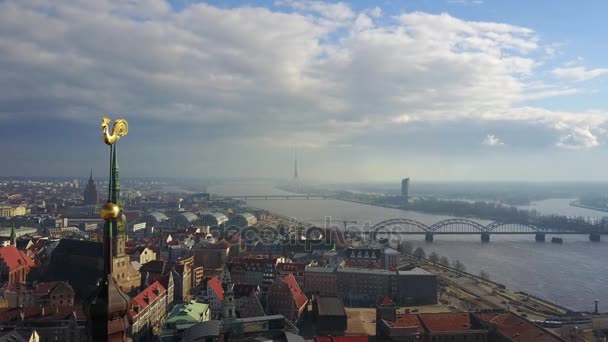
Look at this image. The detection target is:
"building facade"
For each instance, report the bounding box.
[267,274,308,322]
[304,266,337,296]
[128,281,168,341]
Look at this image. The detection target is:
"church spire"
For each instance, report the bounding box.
[10,223,16,246]
[88,117,130,341]
[89,168,93,181]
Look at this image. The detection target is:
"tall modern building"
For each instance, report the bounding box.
[401,178,410,204]
[83,169,99,205]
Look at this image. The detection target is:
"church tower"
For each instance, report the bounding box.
[9,224,16,246]
[83,169,99,205]
[223,282,237,321]
[87,117,131,341]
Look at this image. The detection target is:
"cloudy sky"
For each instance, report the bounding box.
[1,0,608,182]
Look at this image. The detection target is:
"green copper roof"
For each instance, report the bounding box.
[165,301,209,325]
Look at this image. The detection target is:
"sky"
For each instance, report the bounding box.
[1,0,608,182]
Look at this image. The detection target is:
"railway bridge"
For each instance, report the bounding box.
[365,218,607,242]
[215,195,331,200]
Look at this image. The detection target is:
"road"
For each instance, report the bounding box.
[399,254,569,321]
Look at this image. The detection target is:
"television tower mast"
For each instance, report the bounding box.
[293,150,299,180]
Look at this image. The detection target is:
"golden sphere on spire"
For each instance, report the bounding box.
[100,202,120,220]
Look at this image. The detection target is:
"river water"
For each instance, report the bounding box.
[208,183,608,312]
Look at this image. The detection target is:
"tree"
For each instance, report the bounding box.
[480,270,490,281]
[413,247,426,260]
[400,241,413,254]
[453,259,466,276]
[439,256,450,267]
[429,252,439,263]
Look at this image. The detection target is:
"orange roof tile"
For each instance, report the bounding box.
[282,273,308,310]
[478,313,564,341]
[418,313,473,333]
[208,276,224,301]
[0,245,35,271]
[386,314,424,333]
[131,281,166,314]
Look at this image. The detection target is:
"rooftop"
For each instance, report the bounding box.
[130,281,166,315]
[0,245,35,270]
[384,314,424,333]
[477,312,565,342]
[398,267,433,276]
[208,276,224,301]
[165,300,209,325]
[316,296,346,317]
[418,313,476,333]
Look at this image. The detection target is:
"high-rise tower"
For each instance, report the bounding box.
[401,178,410,205]
[83,169,99,205]
[87,117,131,341]
[293,151,299,180]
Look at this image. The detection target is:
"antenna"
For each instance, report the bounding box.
[293,149,299,180]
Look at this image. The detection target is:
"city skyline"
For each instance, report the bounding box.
[2,0,608,181]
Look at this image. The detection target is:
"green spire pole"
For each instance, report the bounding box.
[10,223,16,246]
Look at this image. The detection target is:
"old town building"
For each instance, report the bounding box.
[276,262,306,290]
[0,245,35,284]
[267,273,308,322]
[128,281,168,341]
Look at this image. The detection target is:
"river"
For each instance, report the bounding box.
[208,183,608,312]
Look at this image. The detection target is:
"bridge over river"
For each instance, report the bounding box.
[364,218,608,242]
[215,194,331,200]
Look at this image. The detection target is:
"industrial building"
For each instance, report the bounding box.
[143,212,169,226]
[175,212,199,226]
[200,212,229,227]
[228,212,257,228]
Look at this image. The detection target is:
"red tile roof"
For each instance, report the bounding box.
[478,313,564,341]
[208,276,224,301]
[0,245,35,271]
[281,273,308,310]
[130,281,166,316]
[386,314,424,333]
[418,313,473,333]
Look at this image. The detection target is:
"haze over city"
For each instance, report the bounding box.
[2,0,608,181]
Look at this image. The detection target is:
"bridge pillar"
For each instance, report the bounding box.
[589,233,601,242]
[480,234,490,243]
[425,233,434,242]
[535,233,546,242]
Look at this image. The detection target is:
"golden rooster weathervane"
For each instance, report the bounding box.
[101,117,129,145]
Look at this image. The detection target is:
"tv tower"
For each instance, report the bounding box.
[293,151,299,180]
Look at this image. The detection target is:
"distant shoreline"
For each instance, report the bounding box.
[569,200,608,214]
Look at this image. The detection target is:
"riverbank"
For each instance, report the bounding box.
[569,200,608,214]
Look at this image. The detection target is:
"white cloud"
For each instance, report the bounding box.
[482,134,504,146]
[0,0,605,154]
[552,66,608,81]
[556,127,599,149]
